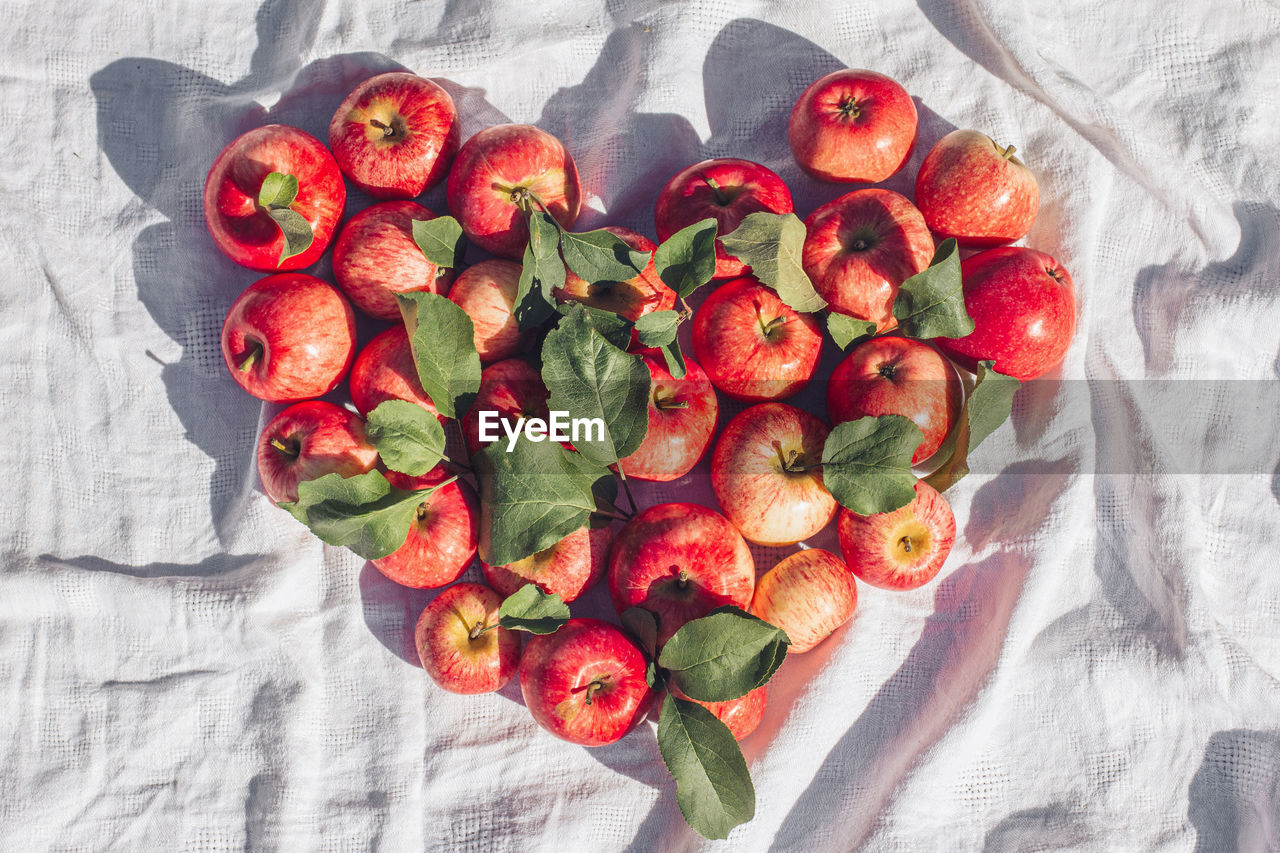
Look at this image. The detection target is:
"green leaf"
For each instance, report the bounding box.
[265,208,313,265]
[654,218,718,298]
[826,312,878,350]
[621,606,659,659]
[278,470,445,560]
[558,302,634,350]
[498,584,571,634]
[514,210,565,330]
[892,238,974,339]
[257,171,298,208]
[411,216,466,269]
[560,228,649,284]
[657,606,790,702]
[821,415,922,515]
[634,310,686,378]
[397,292,481,420]
[365,400,446,476]
[720,212,826,314]
[657,693,755,840]
[925,360,1020,492]
[540,304,650,467]
[476,438,613,566]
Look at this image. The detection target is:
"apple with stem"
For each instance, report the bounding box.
[750,549,857,653]
[668,684,767,741]
[608,502,755,645]
[480,522,612,603]
[618,355,718,482]
[803,188,934,332]
[914,130,1039,248]
[329,71,460,199]
[447,259,531,364]
[415,582,520,694]
[347,325,439,419]
[204,124,346,271]
[935,247,1076,381]
[520,618,655,747]
[837,480,956,590]
[331,200,452,320]
[371,468,479,589]
[461,359,550,456]
[691,277,823,401]
[256,400,379,503]
[446,124,581,259]
[711,403,836,546]
[654,158,794,279]
[788,69,917,184]
[221,272,357,403]
[827,336,962,464]
[554,227,676,322]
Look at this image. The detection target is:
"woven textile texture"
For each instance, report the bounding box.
[3,0,1279,849]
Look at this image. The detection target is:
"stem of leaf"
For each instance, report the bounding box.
[617,468,638,515]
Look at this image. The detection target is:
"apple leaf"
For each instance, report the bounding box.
[654,217,718,298]
[560,228,650,284]
[498,584,570,634]
[657,606,790,702]
[258,171,298,207]
[411,216,466,270]
[925,360,1020,492]
[397,292,481,420]
[621,607,660,660]
[720,212,827,314]
[821,415,922,515]
[557,302,634,350]
[514,210,565,330]
[540,304,650,467]
[635,310,687,379]
[826,312,879,351]
[892,238,974,340]
[657,693,755,840]
[365,400,446,476]
[279,469,448,561]
[475,437,614,566]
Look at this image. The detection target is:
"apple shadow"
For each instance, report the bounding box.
[1186,728,1280,852]
[37,552,266,579]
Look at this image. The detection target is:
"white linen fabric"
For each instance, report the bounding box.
[3,0,1279,849]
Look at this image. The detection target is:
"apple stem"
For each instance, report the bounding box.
[702,176,729,206]
[369,118,395,137]
[653,389,689,411]
[469,621,497,640]
[899,535,913,554]
[584,675,611,706]
[236,342,262,373]
[758,313,786,338]
[270,437,298,458]
[1000,144,1017,160]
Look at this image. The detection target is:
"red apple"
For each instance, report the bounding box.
[788,69,917,184]
[608,503,755,644]
[256,400,379,503]
[553,227,677,321]
[480,522,611,603]
[827,336,962,464]
[914,130,1039,248]
[347,325,439,419]
[837,480,956,590]
[711,403,836,546]
[520,618,655,747]
[668,684,767,741]
[618,355,718,482]
[331,200,451,320]
[448,259,530,364]
[654,158,795,279]
[935,247,1076,381]
[446,124,581,259]
[204,124,345,271]
[414,582,520,694]
[371,468,479,589]
[221,272,357,403]
[329,71,460,199]
[461,359,550,456]
[750,549,857,653]
[691,277,823,401]
[803,188,934,331]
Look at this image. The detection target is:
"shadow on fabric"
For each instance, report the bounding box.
[1188,728,1280,852]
